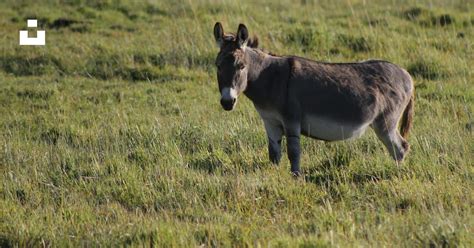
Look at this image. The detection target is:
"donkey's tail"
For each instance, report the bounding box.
[400,93,414,139]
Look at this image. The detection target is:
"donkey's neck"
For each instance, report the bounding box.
[243,48,288,107]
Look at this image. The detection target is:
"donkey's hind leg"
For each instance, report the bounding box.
[372,113,410,162]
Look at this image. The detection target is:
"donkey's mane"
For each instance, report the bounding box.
[252,47,279,57]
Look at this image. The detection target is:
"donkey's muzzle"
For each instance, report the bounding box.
[220,98,236,111]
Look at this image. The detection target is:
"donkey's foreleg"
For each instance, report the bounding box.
[287,135,301,176]
[285,123,302,176]
[268,139,282,164]
[263,119,283,165]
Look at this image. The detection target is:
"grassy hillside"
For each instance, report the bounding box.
[0,0,472,246]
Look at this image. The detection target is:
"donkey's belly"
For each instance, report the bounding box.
[301,115,370,141]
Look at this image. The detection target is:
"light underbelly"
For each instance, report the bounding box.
[301,115,370,141]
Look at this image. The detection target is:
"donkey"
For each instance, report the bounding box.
[213,22,414,176]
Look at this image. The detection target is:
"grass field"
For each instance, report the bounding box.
[0,0,473,246]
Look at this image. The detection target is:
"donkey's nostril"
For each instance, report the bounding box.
[220,98,235,111]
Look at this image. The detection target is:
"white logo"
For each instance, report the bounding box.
[19,19,46,46]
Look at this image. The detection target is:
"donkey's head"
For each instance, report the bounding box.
[213,22,258,111]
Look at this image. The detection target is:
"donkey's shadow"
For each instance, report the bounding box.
[303,157,349,187]
[187,151,268,175]
[304,155,397,187]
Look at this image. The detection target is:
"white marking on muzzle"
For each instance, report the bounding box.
[221,87,237,101]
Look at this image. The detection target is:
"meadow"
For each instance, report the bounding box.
[0,0,473,246]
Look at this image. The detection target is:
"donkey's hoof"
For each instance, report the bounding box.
[270,159,281,165]
[291,171,302,178]
[394,148,409,162]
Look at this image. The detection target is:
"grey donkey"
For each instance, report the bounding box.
[213,23,414,176]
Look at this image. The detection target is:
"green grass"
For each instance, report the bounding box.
[0,0,473,246]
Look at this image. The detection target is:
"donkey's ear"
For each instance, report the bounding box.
[214,22,224,47]
[236,24,249,48]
